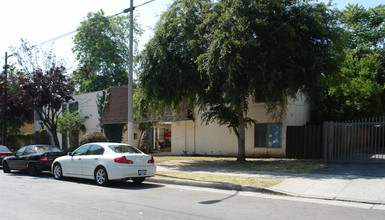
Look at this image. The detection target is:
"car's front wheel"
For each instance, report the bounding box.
[53,163,63,180]
[2,161,10,173]
[94,166,109,186]
[131,177,145,184]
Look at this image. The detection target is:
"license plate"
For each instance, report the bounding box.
[138,170,146,175]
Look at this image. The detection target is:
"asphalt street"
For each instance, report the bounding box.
[1,171,385,219]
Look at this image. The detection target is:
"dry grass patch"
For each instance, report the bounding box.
[154,156,325,174]
[156,170,283,188]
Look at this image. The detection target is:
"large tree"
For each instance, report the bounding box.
[72,9,143,93]
[312,4,385,122]
[138,0,343,161]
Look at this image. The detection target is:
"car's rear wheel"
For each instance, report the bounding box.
[131,177,145,184]
[53,163,63,180]
[27,163,38,176]
[94,166,109,186]
[2,161,10,173]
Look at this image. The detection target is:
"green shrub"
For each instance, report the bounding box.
[79,132,108,146]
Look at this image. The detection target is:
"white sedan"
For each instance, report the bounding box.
[52,142,156,185]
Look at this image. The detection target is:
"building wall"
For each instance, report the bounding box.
[58,91,103,149]
[74,91,103,133]
[171,120,195,155]
[67,91,310,157]
[168,95,310,157]
[190,102,287,157]
[122,124,140,148]
[19,123,34,134]
[286,94,310,126]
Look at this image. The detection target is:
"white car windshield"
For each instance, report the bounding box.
[109,145,142,154]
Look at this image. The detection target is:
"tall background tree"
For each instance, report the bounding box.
[138,0,344,161]
[72,9,143,93]
[312,4,385,122]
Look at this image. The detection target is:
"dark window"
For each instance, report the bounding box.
[73,145,90,156]
[88,145,104,155]
[109,145,142,154]
[255,124,268,147]
[254,123,282,148]
[15,147,27,156]
[24,146,37,155]
[36,145,62,153]
[0,146,10,152]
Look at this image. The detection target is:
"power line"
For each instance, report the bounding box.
[2,0,156,61]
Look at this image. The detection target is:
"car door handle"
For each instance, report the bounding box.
[78,158,81,160]
[94,158,98,160]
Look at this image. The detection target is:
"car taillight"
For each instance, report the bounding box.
[148,156,154,164]
[39,156,48,162]
[114,156,133,164]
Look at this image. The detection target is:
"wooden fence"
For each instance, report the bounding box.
[286,124,323,159]
[286,117,385,163]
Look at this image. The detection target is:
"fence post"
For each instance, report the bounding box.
[323,121,329,163]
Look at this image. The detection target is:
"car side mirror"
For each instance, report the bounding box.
[67,152,73,156]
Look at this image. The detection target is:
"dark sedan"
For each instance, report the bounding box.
[0,145,12,165]
[2,145,65,175]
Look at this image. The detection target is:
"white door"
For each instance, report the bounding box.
[81,145,105,178]
[65,145,90,176]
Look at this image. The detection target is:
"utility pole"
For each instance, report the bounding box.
[127,0,134,145]
[124,0,154,146]
[2,52,8,145]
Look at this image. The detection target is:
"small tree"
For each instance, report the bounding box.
[21,66,75,148]
[57,110,87,150]
[137,122,155,151]
[11,40,74,148]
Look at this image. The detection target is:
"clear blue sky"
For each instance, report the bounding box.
[0,0,382,71]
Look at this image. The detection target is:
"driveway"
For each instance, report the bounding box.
[311,163,385,177]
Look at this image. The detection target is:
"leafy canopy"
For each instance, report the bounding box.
[138,0,343,160]
[312,4,385,122]
[72,9,143,93]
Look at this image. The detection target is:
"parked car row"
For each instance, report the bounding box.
[0,145,12,164]
[1,143,157,186]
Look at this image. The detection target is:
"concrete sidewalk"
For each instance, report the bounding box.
[148,165,385,205]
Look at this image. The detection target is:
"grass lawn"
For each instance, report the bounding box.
[154,156,325,173]
[152,156,325,188]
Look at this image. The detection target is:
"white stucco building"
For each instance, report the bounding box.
[65,86,310,157]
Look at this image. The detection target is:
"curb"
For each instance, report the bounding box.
[145,177,285,196]
[146,177,385,205]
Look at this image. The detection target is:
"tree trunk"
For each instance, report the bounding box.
[138,131,145,149]
[51,127,61,148]
[236,100,246,162]
[36,108,61,148]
